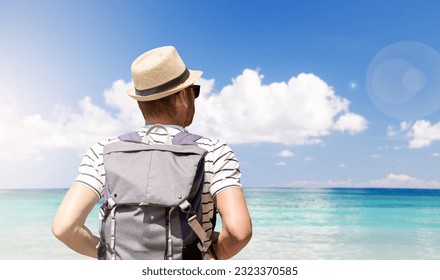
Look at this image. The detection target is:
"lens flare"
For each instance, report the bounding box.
[366,41,440,120]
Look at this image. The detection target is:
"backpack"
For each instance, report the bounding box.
[97,124,213,260]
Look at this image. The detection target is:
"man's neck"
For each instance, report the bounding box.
[144,123,185,131]
[145,118,186,127]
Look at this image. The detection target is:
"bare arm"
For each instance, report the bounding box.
[52,182,100,258]
[213,187,252,259]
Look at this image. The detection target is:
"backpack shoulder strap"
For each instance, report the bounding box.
[118,131,142,142]
[173,131,214,259]
[172,131,202,145]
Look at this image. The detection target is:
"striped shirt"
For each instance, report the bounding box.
[75,125,242,236]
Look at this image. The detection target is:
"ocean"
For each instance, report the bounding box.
[1,187,440,260]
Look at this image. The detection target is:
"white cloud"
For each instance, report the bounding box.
[333,112,368,134]
[400,121,411,131]
[277,150,295,158]
[387,125,398,137]
[103,79,140,126]
[191,69,368,145]
[387,121,411,137]
[433,153,440,157]
[388,120,440,149]
[407,120,440,148]
[0,69,368,160]
[276,161,287,166]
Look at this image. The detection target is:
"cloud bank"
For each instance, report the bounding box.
[289,173,440,189]
[0,69,367,160]
[0,80,141,160]
[192,69,368,145]
[369,173,440,188]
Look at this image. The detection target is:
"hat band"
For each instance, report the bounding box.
[135,68,190,97]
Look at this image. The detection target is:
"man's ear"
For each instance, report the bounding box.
[176,90,189,108]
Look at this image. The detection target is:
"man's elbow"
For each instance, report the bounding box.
[51,219,73,243]
[229,223,253,246]
[242,225,253,245]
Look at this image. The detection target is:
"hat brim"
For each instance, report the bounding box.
[127,70,203,101]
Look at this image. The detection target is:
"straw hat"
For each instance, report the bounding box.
[127,46,203,101]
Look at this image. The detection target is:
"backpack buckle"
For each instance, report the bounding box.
[179,200,197,219]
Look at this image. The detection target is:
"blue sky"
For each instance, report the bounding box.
[1,0,440,189]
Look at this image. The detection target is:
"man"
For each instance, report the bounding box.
[52,46,252,260]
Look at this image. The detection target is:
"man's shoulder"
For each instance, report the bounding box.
[195,136,221,145]
[86,136,123,156]
[194,135,224,150]
[96,136,121,147]
[95,128,147,147]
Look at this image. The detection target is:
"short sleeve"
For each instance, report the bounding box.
[74,143,105,198]
[209,141,242,197]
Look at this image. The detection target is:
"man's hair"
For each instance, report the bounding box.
[137,93,178,121]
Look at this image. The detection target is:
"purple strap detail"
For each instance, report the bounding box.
[103,183,111,200]
[118,130,202,145]
[118,132,142,142]
[172,131,202,145]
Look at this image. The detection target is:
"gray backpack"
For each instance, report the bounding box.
[97,125,213,260]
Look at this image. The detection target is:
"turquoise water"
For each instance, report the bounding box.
[1,188,440,260]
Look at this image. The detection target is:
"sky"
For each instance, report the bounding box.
[1,0,440,189]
